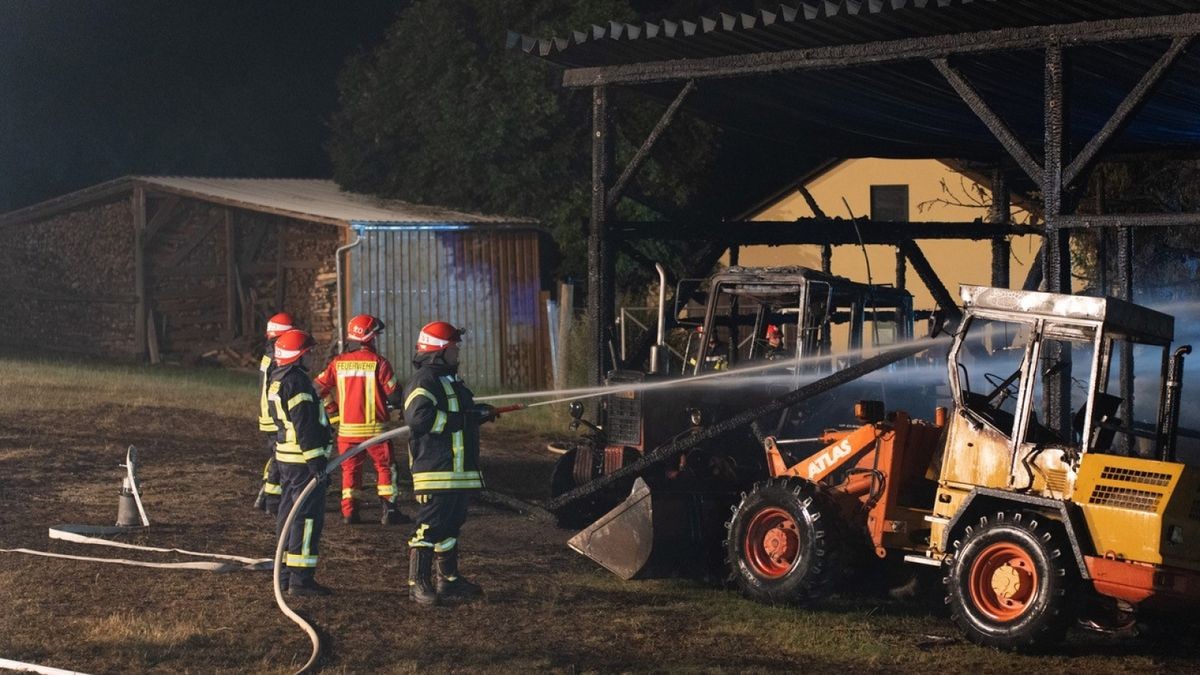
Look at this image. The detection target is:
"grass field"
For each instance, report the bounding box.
[1,353,1198,673]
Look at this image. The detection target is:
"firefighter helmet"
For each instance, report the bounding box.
[274,329,315,366]
[265,312,296,339]
[765,324,781,339]
[347,314,385,343]
[416,321,463,352]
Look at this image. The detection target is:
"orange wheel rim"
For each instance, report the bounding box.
[744,507,800,578]
[968,542,1038,622]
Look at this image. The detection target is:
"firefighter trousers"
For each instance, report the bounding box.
[276,463,326,584]
[262,435,282,509]
[336,437,397,517]
[408,491,471,552]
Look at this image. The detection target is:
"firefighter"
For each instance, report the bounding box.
[314,314,411,526]
[402,321,498,606]
[254,311,294,515]
[268,329,335,597]
[763,324,788,361]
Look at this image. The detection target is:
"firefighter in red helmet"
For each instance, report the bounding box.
[267,329,335,596]
[314,314,410,526]
[402,320,497,606]
[254,311,294,515]
[763,324,788,361]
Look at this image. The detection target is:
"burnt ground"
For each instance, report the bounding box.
[2,361,1200,673]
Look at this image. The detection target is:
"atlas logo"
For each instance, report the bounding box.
[807,439,853,479]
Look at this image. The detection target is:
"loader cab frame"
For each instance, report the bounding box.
[946,286,1177,492]
[689,267,915,379]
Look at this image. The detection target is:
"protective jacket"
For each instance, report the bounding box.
[314,343,403,440]
[258,352,278,433]
[268,364,334,467]
[402,355,484,494]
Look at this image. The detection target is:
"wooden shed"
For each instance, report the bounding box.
[0,177,546,387]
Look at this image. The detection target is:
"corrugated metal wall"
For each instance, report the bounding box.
[350,224,546,393]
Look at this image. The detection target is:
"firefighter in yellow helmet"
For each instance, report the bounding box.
[402,321,498,606]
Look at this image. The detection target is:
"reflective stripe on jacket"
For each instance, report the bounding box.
[268,364,333,465]
[402,365,483,494]
[258,353,278,432]
[314,346,400,439]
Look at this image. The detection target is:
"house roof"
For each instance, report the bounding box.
[0,176,537,228]
[510,1,1200,217]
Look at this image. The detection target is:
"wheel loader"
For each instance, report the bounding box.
[566,283,1200,651]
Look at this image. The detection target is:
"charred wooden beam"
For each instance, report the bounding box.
[1055,213,1200,229]
[933,58,1043,185]
[1043,45,1072,439]
[545,340,932,512]
[899,239,960,318]
[607,80,695,210]
[1064,37,1193,188]
[561,13,1200,87]
[613,219,1029,244]
[589,84,616,386]
[988,168,1011,289]
[1118,225,1137,454]
[225,211,238,340]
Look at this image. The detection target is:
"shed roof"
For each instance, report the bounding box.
[0,176,536,228]
[511,1,1200,217]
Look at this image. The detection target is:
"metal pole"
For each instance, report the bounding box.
[334,233,362,354]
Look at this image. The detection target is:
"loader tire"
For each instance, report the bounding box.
[725,478,845,605]
[944,511,1077,651]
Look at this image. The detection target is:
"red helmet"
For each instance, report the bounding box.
[274,329,315,366]
[766,324,781,339]
[347,314,385,343]
[265,312,296,339]
[416,321,463,352]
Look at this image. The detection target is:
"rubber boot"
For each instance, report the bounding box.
[381,498,412,525]
[287,568,332,597]
[436,548,483,598]
[408,548,439,606]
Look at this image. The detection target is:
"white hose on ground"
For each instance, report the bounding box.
[0,657,89,675]
[272,424,411,675]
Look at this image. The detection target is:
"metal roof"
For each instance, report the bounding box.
[961,284,1175,343]
[510,1,1200,216]
[0,176,536,228]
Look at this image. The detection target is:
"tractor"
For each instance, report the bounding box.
[564,283,1200,651]
[548,265,930,527]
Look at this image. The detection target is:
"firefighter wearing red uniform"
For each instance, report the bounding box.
[268,329,335,597]
[255,311,294,515]
[402,321,498,606]
[314,314,410,526]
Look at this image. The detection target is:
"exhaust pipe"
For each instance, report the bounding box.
[1158,345,1191,462]
[649,263,667,374]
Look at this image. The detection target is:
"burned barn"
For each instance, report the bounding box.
[0,177,549,389]
[511,0,1200,436]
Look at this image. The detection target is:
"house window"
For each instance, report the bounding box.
[870,185,909,222]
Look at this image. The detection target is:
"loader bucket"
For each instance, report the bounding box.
[567,477,695,580]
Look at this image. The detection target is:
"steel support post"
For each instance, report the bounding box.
[988,168,1011,289]
[1042,46,1072,438]
[588,85,615,386]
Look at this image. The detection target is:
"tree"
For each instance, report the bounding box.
[328,0,722,289]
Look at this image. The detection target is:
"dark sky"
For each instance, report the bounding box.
[0,1,403,212]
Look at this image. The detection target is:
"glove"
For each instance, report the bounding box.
[307,457,328,482]
[474,403,499,424]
